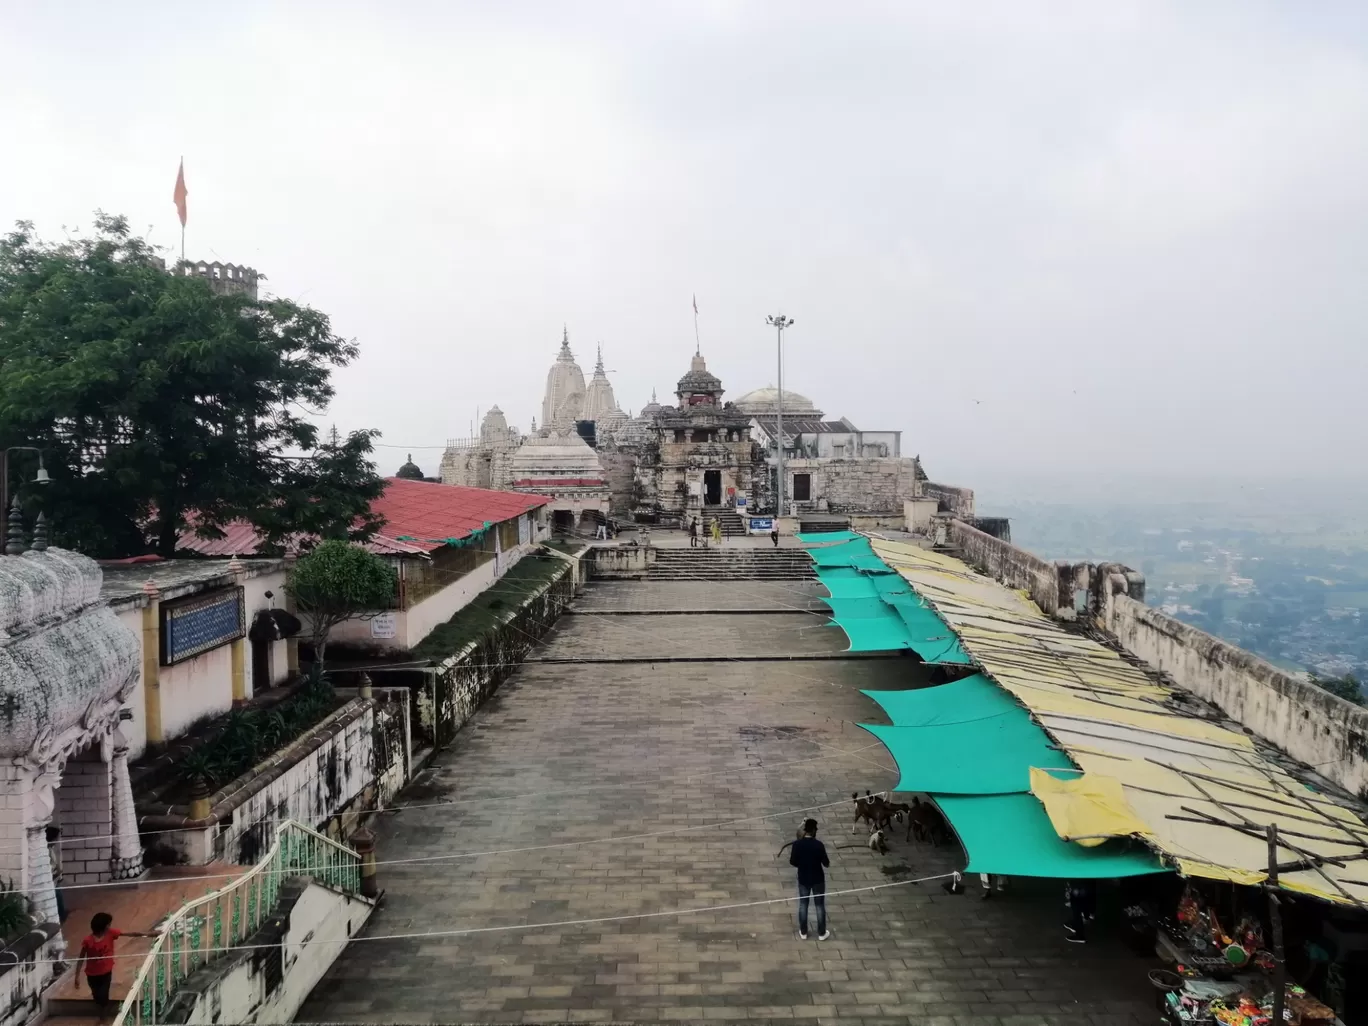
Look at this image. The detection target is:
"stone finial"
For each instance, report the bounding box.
[31,512,48,552]
[142,578,161,599]
[4,498,23,556]
[226,554,245,576]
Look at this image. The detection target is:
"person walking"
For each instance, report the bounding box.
[595,519,608,540]
[789,818,831,940]
[770,527,780,548]
[76,913,156,1015]
[689,518,699,548]
[712,518,723,548]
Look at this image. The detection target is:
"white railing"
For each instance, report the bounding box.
[113,820,362,1026]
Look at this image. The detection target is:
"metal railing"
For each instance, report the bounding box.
[113,820,362,1026]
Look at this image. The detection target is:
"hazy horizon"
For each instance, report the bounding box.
[5,1,1366,488]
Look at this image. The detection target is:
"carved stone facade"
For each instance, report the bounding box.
[0,526,144,950]
[642,352,757,517]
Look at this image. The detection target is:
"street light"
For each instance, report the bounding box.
[765,314,794,519]
[1,447,52,520]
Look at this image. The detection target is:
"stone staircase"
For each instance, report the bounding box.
[650,546,816,581]
[798,516,851,534]
[699,509,747,538]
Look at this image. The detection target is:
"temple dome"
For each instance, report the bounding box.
[395,454,424,480]
[581,344,620,424]
[508,431,608,487]
[732,385,822,419]
[541,328,587,431]
[638,389,665,419]
[675,352,723,404]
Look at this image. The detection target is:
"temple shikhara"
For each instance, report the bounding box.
[440,328,928,532]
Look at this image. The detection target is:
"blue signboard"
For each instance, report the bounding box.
[161,586,246,665]
[749,518,775,532]
[735,497,747,507]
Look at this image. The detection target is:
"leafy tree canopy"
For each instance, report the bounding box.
[1310,672,1363,707]
[0,213,384,556]
[287,539,397,667]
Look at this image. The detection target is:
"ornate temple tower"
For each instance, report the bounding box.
[540,328,587,434]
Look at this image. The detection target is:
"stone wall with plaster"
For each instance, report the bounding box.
[784,457,922,515]
[924,481,975,517]
[0,928,63,1026]
[139,695,410,866]
[417,562,576,751]
[157,879,374,1025]
[947,518,1061,616]
[1104,594,1368,799]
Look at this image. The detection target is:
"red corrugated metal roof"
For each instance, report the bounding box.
[177,479,547,557]
[370,477,547,551]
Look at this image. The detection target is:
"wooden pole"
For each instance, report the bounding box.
[1267,823,1288,1026]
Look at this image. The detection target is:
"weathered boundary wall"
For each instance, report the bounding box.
[416,562,576,751]
[588,545,656,578]
[160,880,374,1025]
[138,695,410,866]
[924,481,975,517]
[947,519,1061,616]
[0,928,62,1026]
[1106,595,1368,799]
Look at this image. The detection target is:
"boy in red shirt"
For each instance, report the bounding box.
[75,913,155,1014]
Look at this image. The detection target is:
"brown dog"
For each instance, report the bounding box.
[907,797,950,845]
[851,791,884,833]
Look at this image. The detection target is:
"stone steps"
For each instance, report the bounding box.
[650,548,816,581]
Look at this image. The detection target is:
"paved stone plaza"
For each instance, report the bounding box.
[298,579,1158,1025]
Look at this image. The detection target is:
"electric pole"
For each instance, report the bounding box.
[766,314,794,519]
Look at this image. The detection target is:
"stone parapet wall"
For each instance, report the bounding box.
[156,880,374,1025]
[417,562,576,751]
[0,926,62,1026]
[925,481,975,516]
[946,518,1061,615]
[137,695,410,866]
[1105,595,1368,799]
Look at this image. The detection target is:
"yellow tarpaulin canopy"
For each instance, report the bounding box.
[868,537,1368,908]
[1029,767,1151,847]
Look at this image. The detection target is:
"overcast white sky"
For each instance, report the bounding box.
[3,1,1366,491]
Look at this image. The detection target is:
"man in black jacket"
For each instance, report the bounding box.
[789,818,831,940]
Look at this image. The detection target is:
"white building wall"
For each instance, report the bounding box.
[323,540,539,654]
[116,566,292,761]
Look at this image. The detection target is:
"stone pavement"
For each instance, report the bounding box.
[297,579,1159,1025]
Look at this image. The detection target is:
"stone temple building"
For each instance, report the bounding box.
[441,325,936,530]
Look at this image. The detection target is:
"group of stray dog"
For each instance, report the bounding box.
[776,790,951,860]
[847,790,949,854]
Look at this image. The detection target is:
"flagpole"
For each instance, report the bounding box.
[693,296,701,355]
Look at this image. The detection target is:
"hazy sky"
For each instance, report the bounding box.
[4,1,1366,488]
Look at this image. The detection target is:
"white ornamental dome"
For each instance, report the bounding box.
[732,385,822,418]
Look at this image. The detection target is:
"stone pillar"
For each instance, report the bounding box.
[352,827,378,898]
[284,546,300,677]
[109,728,145,881]
[228,555,248,701]
[26,824,59,927]
[142,579,164,745]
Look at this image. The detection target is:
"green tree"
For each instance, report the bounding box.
[0,214,384,556]
[1310,673,1363,706]
[287,540,397,668]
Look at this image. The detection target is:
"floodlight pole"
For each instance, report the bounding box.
[766,315,794,519]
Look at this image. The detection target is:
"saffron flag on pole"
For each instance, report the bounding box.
[173,159,188,227]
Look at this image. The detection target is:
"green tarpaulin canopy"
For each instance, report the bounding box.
[859,715,1075,794]
[801,537,972,662]
[862,674,1026,726]
[936,794,1168,878]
